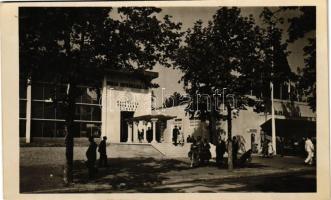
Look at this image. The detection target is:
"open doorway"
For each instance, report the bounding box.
[120,111,134,142]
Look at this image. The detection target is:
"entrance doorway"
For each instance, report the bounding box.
[120,111,134,142]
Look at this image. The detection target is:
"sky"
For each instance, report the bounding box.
[147,7,315,106]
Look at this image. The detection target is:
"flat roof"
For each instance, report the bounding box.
[104,69,159,81]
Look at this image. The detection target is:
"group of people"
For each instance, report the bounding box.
[261,136,315,165]
[262,139,275,158]
[172,126,184,146]
[86,136,108,179]
[137,127,153,143]
[188,136,212,167]
[188,135,251,168]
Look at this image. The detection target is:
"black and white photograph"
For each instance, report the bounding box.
[1,1,329,198]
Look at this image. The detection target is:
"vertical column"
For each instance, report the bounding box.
[151,118,158,143]
[133,121,139,143]
[127,122,132,143]
[101,76,107,137]
[271,82,277,155]
[143,121,147,143]
[25,78,32,143]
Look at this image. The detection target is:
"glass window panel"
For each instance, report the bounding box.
[91,123,101,138]
[31,101,44,118]
[81,88,93,104]
[92,96,99,104]
[20,100,26,118]
[43,121,56,137]
[19,119,26,137]
[91,106,101,121]
[79,123,89,138]
[31,84,44,100]
[55,86,67,100]
[31,120,43,137]
[79,105,91,121]
[55,122,65,137]
[43,85,54,100]
[44,102,55,119]
[55,103,65,120]
[73,122,81,138]
[75,105,81,120]
[19,81,27,99]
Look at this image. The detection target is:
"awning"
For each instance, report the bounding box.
[129,114,177,122]
[260,118,316,138]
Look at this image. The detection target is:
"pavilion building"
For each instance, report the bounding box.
[19,70,175,144]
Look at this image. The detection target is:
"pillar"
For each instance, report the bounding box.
[133,121,139,143]
[25,78,32,143]
[101,76,107,137]
[143,121,147,143]
[151,118,158,143]
[127,122,132,143]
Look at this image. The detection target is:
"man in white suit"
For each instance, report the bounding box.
[304,136,315,165]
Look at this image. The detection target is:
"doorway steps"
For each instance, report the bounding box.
[108,143,164,158]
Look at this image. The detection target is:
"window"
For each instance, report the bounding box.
[31,102,44,118]
[43,85,53,100]
[43,121,56,137]
[31,120,43,137]
[44,102,55,119]
[31,84,44,100]
[19,81,27,99]
[55,122,65,137]
[20,100,26,118]
[91,106,101,121]
[19,119,26,137]
[79,105,91,121]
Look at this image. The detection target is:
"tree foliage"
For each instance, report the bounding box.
[174,7,294,170]
[19,7,182,183]
[283,7,316,111]
[163,92,189,108]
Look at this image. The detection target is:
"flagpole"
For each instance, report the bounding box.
[271,23,277,155]
[271,81,277,155]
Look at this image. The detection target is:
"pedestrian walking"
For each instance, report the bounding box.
[216,137,226,167]
[86,136,98,179]
[200,138,211,165]
[304,136,315,165]
[98,136,108,168]
[232,136,239,166]
[267,140,274,157]
[278,137,285,157]
[146,127,152,143]
[188,138,200,168]
[172,126,179,146]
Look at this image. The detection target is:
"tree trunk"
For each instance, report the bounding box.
[63,83,76,185]
[208,110,217,145]
[227,103,233,171]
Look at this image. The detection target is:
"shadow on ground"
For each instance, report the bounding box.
[72,157,190,192]
[20,157,316,193]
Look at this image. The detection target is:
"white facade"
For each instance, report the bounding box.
[158,99,316,151]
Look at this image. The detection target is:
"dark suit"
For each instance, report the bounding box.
[98,140,108,167]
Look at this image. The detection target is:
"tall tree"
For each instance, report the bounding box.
[19,7,182,184]
[175,7,293,170]
[175,7,264,170]
[285,7,316,111]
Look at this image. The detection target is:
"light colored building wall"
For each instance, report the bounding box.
[105,86,151,143]
[158,100,315,151]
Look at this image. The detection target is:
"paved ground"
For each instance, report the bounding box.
[20,147,316,193]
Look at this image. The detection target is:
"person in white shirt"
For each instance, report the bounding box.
[304,136,315,165]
